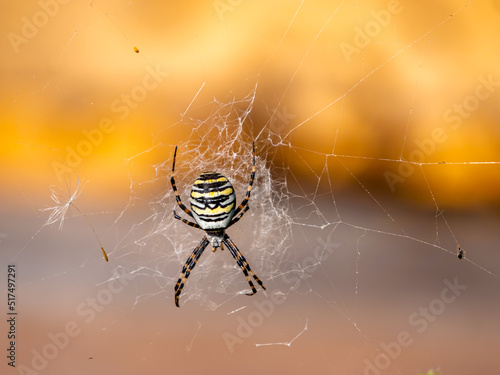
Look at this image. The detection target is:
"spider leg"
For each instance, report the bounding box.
[223,233,266,296]
[227,205,250,228]
[173,210,202,229]
[233,141,255,217]
[171,146,195,218]
[174,236,209,307]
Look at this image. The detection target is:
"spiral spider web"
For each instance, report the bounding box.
[112,86,294,310]
[3,0,500,374]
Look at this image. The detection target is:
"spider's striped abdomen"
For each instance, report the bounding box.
[190,172,236,230]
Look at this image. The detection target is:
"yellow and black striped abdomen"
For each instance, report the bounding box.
[190,172,236,230]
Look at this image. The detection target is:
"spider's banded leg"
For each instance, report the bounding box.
[227,205,250,228]
[223,234,266,296]
[173,210,201,229]
[233,141,255,217]
[171,146,194,218]
[174,237,209,307]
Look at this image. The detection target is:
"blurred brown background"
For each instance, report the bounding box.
[2,1,500,374]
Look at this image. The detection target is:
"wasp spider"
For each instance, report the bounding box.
[171,142,266,307]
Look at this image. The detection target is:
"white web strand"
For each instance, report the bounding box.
[255,318,309,348]
[282,0,477,141]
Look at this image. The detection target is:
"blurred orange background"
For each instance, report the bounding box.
[2,0,500,209]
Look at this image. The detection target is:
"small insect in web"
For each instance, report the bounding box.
[170,142,266,307]
[68,203,109,262]
[43,180,108,262]
[457,244,465,260]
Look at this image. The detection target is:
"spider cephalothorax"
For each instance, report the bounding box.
[170,142,266,307]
